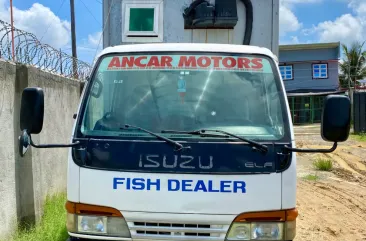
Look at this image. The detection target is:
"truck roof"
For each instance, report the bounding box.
[97,43,278,62]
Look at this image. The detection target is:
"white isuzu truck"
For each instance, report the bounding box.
[17,1,351,241]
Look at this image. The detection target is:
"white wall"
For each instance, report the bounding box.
[103,0,279,56]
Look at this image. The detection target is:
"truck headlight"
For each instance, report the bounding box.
[66,201,131,238]
[67,213,130,237]
[251,222,283,240]
[226,222,283,240]
[226,209,298,241]
[226,223,251,240]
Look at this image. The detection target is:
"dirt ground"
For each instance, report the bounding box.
[293,125,366,241]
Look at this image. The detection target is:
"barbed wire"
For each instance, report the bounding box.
[0,19,92,80]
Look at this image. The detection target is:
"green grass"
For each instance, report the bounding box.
[303,174,319,181]
[10,192,68,241]
[351,132,366,142]
[313,158,333,171]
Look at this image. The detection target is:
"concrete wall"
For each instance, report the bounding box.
[0,60,82,239]
[0,60,18,239]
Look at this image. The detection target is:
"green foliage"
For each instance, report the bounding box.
[339,41,366,87]
[351,132,366,142]
[313,158,333,171]
[303,174,319,181]
[339,74,349,88]
[10,193,68,241]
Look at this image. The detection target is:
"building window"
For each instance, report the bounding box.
[312,63,328,79]
[129,8,155,32]
[122,0,163,42]
[279,65,293,80]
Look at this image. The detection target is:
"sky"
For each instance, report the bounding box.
[0,0,365,64]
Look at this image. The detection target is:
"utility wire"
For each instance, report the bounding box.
[39,0,67,42]
[283,74,364,78]
[280,67,363,71]
[95,0,102,4]
[282,74,365,79]
[78,0,102,26]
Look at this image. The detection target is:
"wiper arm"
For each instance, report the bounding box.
[161,130,230,138]
[162,129,268,153]
[203,129,268,153]
[123,124,188,151]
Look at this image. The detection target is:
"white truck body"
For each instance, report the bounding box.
[66,43,297,241]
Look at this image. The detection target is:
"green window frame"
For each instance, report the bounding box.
[122,0,163,41]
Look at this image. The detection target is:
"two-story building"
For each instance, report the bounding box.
[278,42,344,124]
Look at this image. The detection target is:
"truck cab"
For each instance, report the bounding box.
[18,42,351,241]
[69,43,295,241]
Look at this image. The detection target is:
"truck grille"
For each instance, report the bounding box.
[128,221,229,240]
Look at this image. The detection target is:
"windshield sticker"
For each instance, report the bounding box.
[103,55,272,73]
[177,75,186,103]
[114,79,124,84]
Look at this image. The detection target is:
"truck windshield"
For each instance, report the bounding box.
[79,52,288,141]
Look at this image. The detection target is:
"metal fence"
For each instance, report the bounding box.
[354,92,366,134]
[288,96,325,125]
[0,20,92,80]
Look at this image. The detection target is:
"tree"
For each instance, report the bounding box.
[339,73,348,88]
[339,41,366,89]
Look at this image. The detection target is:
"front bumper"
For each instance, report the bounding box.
[68,233,131,241]
[68,211,296,241]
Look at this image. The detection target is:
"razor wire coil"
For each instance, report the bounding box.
[0,19,92,80]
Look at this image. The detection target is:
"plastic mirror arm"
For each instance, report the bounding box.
[284,142,337,153]
[29,135,80,148]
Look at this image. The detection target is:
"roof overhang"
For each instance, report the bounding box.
[279,42,340,51]
[287,90,346,97]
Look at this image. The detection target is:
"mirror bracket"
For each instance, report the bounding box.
[284,142,337,153]
[28,135,80,148]
[19,129,31,157]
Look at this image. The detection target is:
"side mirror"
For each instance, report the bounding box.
[90,79,103,98]
[18,87,80,157]
[321,95,351,142]
[20,87,44,134]
[285,94,351,153]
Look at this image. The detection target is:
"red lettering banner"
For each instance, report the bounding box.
[105,55,272,73]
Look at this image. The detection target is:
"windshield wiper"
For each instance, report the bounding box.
[161,130,230,138]
[123,124,188,151]
[162,129,268,153]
